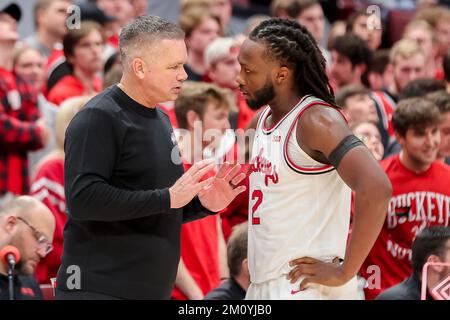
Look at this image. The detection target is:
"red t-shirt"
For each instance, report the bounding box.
[171,163,221,299]
[108,34,119,49]
[158,102,178,128]
[361,155,450,299]
[435,69,445,81]
[30,157,66,284]
[219,150,250,241]
[47,74,102,106]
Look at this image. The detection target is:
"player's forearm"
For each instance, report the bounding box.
[342,181,391,280]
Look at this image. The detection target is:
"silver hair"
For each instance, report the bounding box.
[119,15,185,69]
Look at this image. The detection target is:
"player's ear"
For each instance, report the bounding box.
[275,67,289,85]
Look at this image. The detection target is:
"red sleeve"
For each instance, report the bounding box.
[46,85,67,106]
[47,75,82,106]
[31,159,67,284]
[236,92,255,130]
[0,103,42,146]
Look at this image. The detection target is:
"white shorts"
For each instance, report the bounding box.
[245,275,360,300]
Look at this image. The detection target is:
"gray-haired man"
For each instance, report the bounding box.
[56,15,245,300]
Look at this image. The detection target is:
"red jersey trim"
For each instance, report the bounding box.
[283,102,346,174]
[261,95,311,134]
[256,106,270,131]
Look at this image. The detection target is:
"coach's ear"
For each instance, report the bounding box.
[132,57,146,80]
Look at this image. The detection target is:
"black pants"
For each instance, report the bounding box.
[55,289,123,300]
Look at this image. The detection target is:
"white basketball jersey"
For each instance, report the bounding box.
[248,95,352,284]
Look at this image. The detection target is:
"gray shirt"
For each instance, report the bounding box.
[24,34,52,59]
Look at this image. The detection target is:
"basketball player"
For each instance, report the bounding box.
[237,18,392,299]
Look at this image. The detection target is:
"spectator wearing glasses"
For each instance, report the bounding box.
[0,196,55,300]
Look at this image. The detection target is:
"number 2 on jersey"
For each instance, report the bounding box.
[251,190,263,225]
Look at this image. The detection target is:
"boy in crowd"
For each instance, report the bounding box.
[335,84,378,126]
[361,98,450,299]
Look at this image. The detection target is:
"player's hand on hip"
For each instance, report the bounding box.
[169,159,216,209]
[287,257,351,290]
[198,162,247,212]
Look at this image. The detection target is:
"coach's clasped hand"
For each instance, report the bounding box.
[287,257,352,291]
[169,160,246,211]
[168,159,216,209]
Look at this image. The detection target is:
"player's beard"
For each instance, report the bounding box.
[246,80,276,111]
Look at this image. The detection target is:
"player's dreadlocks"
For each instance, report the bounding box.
[249,18,337,107]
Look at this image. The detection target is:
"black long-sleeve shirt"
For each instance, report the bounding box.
[56,85,213,299]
